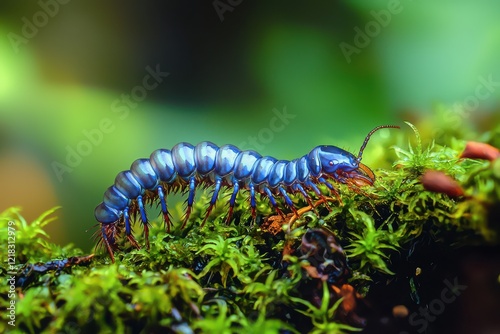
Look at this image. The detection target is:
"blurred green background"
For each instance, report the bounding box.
[1,1,499,251]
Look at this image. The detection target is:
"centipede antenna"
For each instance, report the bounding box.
[357,125,400,161]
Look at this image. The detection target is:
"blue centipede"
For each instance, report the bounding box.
[94,125,399,261]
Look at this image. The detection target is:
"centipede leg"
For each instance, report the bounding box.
[201,177,222,228]
[226,181,240,224]
[278,187,298,216]
[293,183,318,214]
[305,179,332,210]
[137,195,150,249]
[318,177,342,205]
[181,176,196,229]
[157,186,171,233]
[124,207,140,250]
[263,187,285,218]
[124,207,131,236]
[101,224,116,263]
[249,183,257,220]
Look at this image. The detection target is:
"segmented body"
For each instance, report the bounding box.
[94,125,399,261]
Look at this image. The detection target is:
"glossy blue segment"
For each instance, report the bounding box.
[234,150,262,180]
[150,149,176,182]
[131,159,158,190]
[114,170,142,198]
[307,147,322,176]
[215,144,240,176]
[251,156,277,184]
[103,186,129,210]
[172,143,196,178]
[268,160,287,188]
[296,156,309,182]
[284,159,298,185]
[195,141,218,175]
[94,203,120,224]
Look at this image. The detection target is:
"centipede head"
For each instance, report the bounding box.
[314,125,399,188]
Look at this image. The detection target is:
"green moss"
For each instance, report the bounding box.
[1,122,499,333]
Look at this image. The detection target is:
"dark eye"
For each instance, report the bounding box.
[329,161,334,166]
